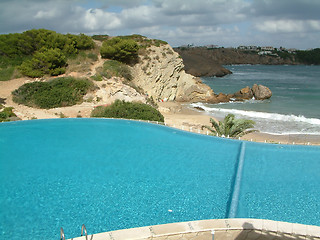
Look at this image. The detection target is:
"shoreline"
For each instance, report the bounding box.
[1,79,319,145]
[158,102,320,146]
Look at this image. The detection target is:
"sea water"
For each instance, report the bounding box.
[198,65,320,135]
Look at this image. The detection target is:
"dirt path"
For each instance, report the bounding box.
[90,54,104,76]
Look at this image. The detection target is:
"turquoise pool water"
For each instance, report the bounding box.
[0,119,319,240]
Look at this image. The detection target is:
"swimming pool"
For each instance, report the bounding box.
[0,119,319,240]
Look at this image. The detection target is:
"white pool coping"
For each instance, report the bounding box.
[69,218,320,240]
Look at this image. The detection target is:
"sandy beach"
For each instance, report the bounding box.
[158,102,320,146]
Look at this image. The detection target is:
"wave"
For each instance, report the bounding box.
[262,131,320,136]
[191,102,320,126]
[215,98,268,105]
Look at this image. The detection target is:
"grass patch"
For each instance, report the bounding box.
[12,77,95,109]
[92,60,132,81]
[91,100,164,122]
[66,50,95,73]
[0,55,29,81]
[0,67,15,81]
[87,53,98,61]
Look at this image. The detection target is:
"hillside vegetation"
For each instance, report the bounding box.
[12,77,94,109]
[0,29,95,80]
[296,48,320,65]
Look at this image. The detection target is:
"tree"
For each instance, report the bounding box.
[100,37,139,63]
[19,48,67,77]
[202,114,258,138]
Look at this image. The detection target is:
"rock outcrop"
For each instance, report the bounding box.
[212,84,272,103]
[131,45,217,103]
[252,84,272,100]
[233,86,254,100]
[86,78,147,104]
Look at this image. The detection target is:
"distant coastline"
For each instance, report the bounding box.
[174,46,320,77]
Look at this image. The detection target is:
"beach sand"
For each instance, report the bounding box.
[158,101,320,146]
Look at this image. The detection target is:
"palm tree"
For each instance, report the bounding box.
[202,114,258,138]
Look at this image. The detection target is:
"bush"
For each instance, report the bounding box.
[100,37,139,63]
[91,100,164,122]
[12,77,94,109]
[19,48,67,77]
[92,35,109,41]
[0,107,17,122]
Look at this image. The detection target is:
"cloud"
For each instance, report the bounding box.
[248,0,320,20]
[0,0,319,49]
[98,0,148,8]
[254,20,320,34]
[81,8,121,31]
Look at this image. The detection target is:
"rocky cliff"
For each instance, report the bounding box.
[131,45,217,103]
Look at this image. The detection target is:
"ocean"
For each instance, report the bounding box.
[194,65,320,135]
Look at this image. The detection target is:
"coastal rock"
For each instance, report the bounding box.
[215,93,230,102]
[252,84,272,100]
[131,45,217,103]
[233,86,253,100]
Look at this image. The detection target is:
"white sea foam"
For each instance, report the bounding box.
[191,103,320,126]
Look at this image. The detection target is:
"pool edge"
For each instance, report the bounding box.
[69,219,320,240]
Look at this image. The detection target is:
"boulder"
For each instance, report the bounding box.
[233,86,253,100]
[252,84,272,100]
[215,93,230,102]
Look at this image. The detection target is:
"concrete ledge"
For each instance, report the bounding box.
[70,219,320,240]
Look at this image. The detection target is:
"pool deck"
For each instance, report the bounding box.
[69,219,320,240]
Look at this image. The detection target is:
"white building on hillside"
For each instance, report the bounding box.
[261,46,275,51]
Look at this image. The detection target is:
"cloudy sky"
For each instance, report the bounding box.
[1,0,319,49]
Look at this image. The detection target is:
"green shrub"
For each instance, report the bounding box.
[153,39,168,47]
[100,37,139,63]
[19,48,67,77]
[90,74,103,81]
[92,35,109,41]
[0,107,17,122]
[12,77,94,109]
[91,100,164,122]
